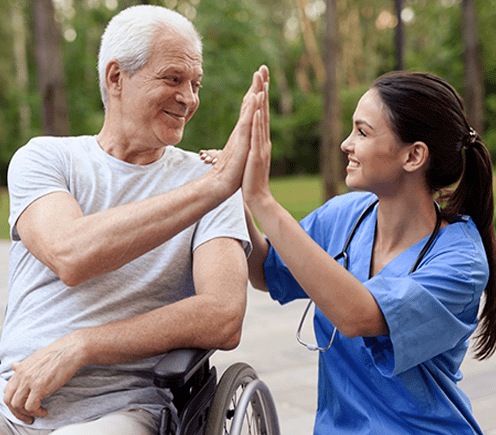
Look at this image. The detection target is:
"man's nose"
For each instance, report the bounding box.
[176,82,197,107]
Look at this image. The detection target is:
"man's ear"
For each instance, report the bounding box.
[105,59,123,98]
[403,141,429,173]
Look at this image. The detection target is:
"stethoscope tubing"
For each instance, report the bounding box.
[297,199,442,352]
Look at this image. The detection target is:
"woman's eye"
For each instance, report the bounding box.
[358,129,366,137]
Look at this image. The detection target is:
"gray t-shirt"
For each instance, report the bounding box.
[0,135,251,429]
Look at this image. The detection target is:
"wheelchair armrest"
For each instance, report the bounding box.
[153,348,215,389]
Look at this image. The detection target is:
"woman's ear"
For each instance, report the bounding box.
[105,59,123,98]
[403,141,429,173]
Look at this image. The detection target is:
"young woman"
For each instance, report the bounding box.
[203,68,496,434]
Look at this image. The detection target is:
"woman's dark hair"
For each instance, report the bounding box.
[371,71,496,360]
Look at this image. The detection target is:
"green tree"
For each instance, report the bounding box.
[462,0,484,135]
[2,0,496,188]
[321,0,343,200]
[32,0,70,136]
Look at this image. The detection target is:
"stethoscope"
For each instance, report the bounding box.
[296,199,442,352]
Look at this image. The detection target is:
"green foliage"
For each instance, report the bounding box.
[63,5,110,136]
[402,0,496,157]
[181,0,275,152]
[271,92,323,174]
[1,0,496,187]
[477,0,496,158]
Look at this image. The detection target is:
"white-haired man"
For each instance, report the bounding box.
[0,5,268,434]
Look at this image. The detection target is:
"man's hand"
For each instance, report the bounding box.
[3,331,87,424]
[206,65,269,197]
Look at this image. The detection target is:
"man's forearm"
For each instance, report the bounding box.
[19,172,228,287]
[76,236,248,365]
[79,292,244,366]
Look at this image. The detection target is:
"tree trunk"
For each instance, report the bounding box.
[462,0,484,135]
[394,0,404,70]
[10,2,31,142]
[321,0,343,201]
[295,0,326,86]
[32,0,70,136]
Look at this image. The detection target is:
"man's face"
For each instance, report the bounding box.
[118,30,203,153]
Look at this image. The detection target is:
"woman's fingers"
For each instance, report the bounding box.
[199,150,222,164]
[262,81,270,144]
[242,92,272,206]
[240,65,268,117]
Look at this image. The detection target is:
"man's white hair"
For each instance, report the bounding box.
[98,5,202,110]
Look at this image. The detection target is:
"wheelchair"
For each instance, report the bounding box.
[153,348,280,435]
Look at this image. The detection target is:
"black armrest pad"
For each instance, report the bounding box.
[153,348,215,388]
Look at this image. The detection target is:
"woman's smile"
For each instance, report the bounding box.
[347,159,360,169]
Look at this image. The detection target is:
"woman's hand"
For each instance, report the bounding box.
[199,149,222,164]
[242,66,273,211]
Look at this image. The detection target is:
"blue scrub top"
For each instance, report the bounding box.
[264,192,488,434]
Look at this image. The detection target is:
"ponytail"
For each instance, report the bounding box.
[444,136,496,360]
[372,71,496,360]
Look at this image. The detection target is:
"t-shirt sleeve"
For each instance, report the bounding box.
[363,222,488,377]
[7,139,70,241]
[192,189,252,258]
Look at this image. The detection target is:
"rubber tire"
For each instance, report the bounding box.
[205,362,269,435]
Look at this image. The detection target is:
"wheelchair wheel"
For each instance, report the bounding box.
[205,362,279,435]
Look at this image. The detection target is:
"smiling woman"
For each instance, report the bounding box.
[340,88,424,196]
[224,68,496,434]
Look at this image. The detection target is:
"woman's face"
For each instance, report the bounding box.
[340,89,410,196]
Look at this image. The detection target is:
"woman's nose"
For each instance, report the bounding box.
[340,134,352,153]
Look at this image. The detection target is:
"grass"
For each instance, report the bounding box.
[0,188,8,239]
[0,175,325,239]
[269,174,324,222]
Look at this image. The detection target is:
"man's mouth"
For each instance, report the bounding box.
[164,110,186,121]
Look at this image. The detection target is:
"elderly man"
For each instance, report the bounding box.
[0,5,267,435]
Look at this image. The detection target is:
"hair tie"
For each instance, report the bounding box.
[462,127,478,150]
[468,127,478,144]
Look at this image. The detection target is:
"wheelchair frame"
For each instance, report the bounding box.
[153,348,280,435]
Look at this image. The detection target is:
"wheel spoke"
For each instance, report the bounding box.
[205,362,279,435]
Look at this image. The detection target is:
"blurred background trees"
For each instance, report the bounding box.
[0,0,493,201]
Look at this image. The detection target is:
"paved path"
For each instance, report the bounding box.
[0,240,495,434]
